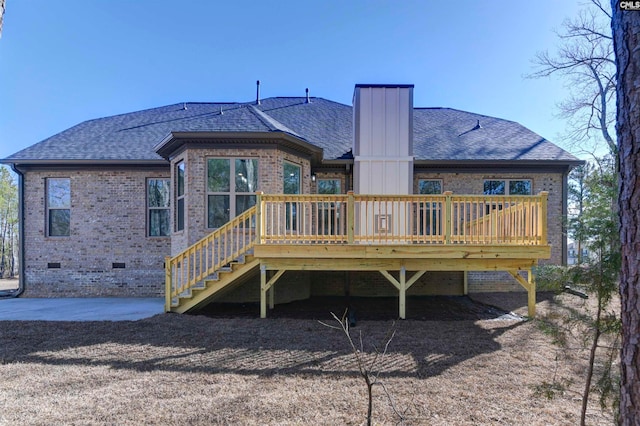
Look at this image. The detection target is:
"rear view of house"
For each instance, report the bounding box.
[1,84,582,317]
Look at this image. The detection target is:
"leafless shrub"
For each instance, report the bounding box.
[320,311,407,425]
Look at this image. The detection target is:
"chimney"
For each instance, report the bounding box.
[352,84,414,195]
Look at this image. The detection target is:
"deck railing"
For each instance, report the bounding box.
[257,191,548,246]
[167,192,548,310]
[260,194,349,244]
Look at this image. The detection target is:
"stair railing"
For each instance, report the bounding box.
[165,205,257,311]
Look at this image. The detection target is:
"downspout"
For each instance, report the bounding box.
[561,167,569,266]
[0,164,25,298]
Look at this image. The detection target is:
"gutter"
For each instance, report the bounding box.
[0,159,168,166]
[0,164,24,298]
[154,131,324,163]
[413,159,585,168]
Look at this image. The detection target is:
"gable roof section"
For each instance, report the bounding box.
[3,96,580,166]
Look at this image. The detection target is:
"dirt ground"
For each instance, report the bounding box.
[199,293,531,321]
[0,292,615,425]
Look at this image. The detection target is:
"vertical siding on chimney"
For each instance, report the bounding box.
[353,84,414,195]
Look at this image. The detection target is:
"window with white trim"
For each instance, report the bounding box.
[46,178,70,237]
[147,178,170,237]
[207,158,258,228]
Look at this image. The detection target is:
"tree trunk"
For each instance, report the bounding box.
[611,4,640,424]
[581,294,603,426]
[7,224,14,277]
[0,208,7,278]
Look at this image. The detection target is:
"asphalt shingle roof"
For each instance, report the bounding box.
[413,108,577,161]
[3,96,579,164]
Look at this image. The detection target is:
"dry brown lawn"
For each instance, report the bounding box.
[0,293,615,425]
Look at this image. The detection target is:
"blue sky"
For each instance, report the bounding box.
[0,0,588,160]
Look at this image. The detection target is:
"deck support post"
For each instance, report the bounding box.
[399,267,406,320]
[507,269,536,318]
[527,269,536,318]
[268,285,275,310]
[261,266,286,318]
[260,265,267,318]
[379,268,427,320]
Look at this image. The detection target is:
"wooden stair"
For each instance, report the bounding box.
[165,206,258,313]
[171,254,260,314]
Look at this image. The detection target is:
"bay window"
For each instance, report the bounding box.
[207,158,258,228]
[176,162,185,231]
[283,162,301,231]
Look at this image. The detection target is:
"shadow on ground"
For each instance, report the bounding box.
[197,295,519,321]
[0,294,534,381]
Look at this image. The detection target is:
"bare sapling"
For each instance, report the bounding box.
[320,311,405,425]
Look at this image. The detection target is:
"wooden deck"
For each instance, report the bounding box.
[166,192,550,318]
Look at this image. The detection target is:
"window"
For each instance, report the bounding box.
[47,178,70,236]
[176,162,185,231]
[317,179,341,194]
[207,158,258,228]
[283,162,301,195]
[417,179,442,235]
[483,179,532,214]
[483,179,532,195]
[418,179,442,195]
[284,162,301,231]
[317,179,341,235]
[148,178,170,237]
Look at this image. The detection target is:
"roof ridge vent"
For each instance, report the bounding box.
[458,120,483,137]
[256,80,261,105]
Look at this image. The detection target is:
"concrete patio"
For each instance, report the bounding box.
[0,297,164,321]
